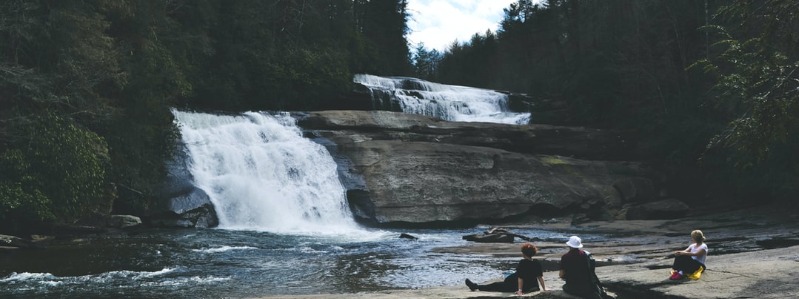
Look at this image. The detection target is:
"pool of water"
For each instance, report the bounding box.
[0,226,587,298]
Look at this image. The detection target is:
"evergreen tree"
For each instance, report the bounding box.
[433,0,798,204]
[0,0,415,231]
[412,43,441,80]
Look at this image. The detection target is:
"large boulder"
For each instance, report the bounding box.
[625,199,689,220]
[462,233,515,243]
[330,139,640,225]
[149,185,218,228]
[149,141,219,228]
[298,110,637,161]
[0,234,32,249]
[107,215,142,229]
[298,111,655,226]
[78,213,142,229]
[613,177,656,203]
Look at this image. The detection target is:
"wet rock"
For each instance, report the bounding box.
[462,233,515,243]
[626,199,689,220]
[108,215,142,228]
[148,199,218,228]
[399,233,418,240]
[0,234,32,249]
[613,177,655,203]
[462,227,538,244]
[298,110,637,160]
[756,237,799,249]
[150,140,219,228]
[322,138,643,225]
[298,110,657,226]
[600,245,799,299]
[148,187,218,228]
[78,213,142,229]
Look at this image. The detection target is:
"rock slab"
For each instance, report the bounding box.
[298,111,663,225]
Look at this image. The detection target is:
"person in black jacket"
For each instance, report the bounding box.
[559,236,603,299]
[465,242,546,295]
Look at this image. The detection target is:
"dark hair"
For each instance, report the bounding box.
[521,243,537,257]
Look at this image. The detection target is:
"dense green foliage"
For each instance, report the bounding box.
[0,0,411,232]
[1,0,794,231]
[423,0,798,204]
[0,112,109,231]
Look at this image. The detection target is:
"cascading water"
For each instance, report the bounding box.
[172,110,358,234]
[0,114,603,299]
[354,74,531,125]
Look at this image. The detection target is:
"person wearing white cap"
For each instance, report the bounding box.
[559,236,602,299]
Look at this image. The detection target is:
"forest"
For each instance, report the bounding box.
[0,0,411,231]
[0,0,797,232]
[417,0,798,209]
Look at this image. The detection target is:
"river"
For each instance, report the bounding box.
[1,79,548,298]
[0,226,590,298]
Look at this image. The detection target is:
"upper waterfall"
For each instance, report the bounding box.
[172,110,358,234]
[354,74,531,125]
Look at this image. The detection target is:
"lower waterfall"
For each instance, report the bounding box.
[172,110,358,234]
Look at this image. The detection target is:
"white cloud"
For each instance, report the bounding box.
[407,0,518,51]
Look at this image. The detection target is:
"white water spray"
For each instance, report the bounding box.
[173,110,358,234]
[354,74,531,124]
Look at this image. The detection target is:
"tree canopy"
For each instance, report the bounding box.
[424,0,798,204]
[0,0,412,232]
[1,0,796,231]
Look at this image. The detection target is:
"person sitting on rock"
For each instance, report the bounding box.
[560,236,603,299]
[465,242,546,295]
[669,230,708,280]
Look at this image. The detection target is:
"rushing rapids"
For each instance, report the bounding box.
[172,110,358,234]
[1,109,610,299]
[354,74,531,125]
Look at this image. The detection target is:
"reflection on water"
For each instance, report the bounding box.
[0,228,581,298]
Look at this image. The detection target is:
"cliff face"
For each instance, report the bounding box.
[298,110,674,226]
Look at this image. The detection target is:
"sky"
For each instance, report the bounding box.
[406,0,519,52]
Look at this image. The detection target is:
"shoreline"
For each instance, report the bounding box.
[255,205,799,299]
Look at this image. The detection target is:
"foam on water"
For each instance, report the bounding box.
[1,268,178,284]
[192,245,258,254]
[174,110,363,235]
[354,74,531,124]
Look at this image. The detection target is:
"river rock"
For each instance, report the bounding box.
[150,141,219,228]
[148,187,219,228]
[78,213,142,229]
[299,111,656,225]
[107,215,142,228]
[462,233,515,243]
[298,110,637,161]
[0,234,31,249]
[399,233,418,240]
[625,199,689,220]
[613,177,656,203]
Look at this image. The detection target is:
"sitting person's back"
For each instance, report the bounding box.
[465,243,545,295]
[560,236,602,299]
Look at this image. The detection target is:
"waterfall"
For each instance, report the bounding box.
[172,110,358,234]
[354,74,531,125]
